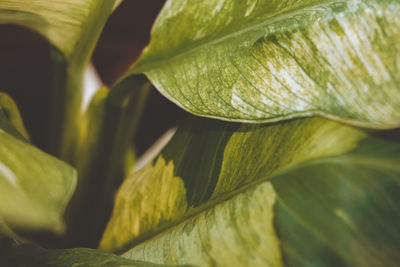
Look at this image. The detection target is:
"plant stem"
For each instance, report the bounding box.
[65,75,150,248]
[47,49,83,161]
[47,1,116,161]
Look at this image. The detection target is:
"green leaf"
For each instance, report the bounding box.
[0,102,76,233]
[113,0,124,12]
[100,117,365,252]
[0,0,116,158]
[0,0,115,61]
[121,134,400,266]
[0,238,176,267]
[127,0,400,128]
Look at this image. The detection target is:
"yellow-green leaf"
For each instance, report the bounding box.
[122,134,400,266]
[127,0,400,128]
[0,129,77,233]
[0,98,76,233]
[0,0,116,159]
[100,117,365,253]
[0,0,114,61]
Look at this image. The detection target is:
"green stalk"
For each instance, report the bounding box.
[66,75,150,247]
[47,1,115,161]
[47,49,83,161]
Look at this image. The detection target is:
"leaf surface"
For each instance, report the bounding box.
[100,117,365,252]
[0,0,116,159]
[0,97,76,233]
[128,0,400,128]
[122,134,400,266]
[0,0,114,60]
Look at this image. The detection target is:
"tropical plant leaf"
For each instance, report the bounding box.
[0,98,76,233]
[0,0,115,61]
[0,128,77,233]
[0,0,116,159]
[121,134,400,266]
[126,0,400,129]
[100,116,365,252]
[0,238,176,267]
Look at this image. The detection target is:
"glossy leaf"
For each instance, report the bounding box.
[122,135,400,266]
[0,238,175,267]
[0,98,76,233]
[100,117,365,252]
[127,0,400,128]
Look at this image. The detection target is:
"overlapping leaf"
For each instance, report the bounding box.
[0,0,115,60]
[0,0,116,159]
[100,117,365,252]
[127,0,400,128]
[122,134,400,266]
[0,94,76,233]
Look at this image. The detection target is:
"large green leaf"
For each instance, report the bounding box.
[122,134,400,266]
[126,0,400,128]
[0,96,76,233]
[0,238,174,267]
[100,117,365,252]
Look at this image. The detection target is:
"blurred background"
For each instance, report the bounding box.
[0,0,186,156]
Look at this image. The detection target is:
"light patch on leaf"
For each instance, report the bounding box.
[124,182,282,267]
[230,86,269,117]
[245,0,257,17]
[334,208,356,230]
[0,162,18,189]
[100,156,187,252]
[194,28,207,40]
[211,0,226,16]
[163,0,186,19]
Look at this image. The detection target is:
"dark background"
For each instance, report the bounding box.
[0,0,186,155]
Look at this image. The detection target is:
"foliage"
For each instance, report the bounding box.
[0,0,399,266]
